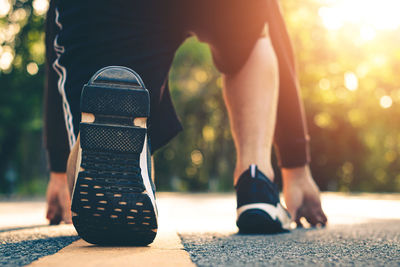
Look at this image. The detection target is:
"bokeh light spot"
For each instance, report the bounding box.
[380,95,393,109]
[344,72,358,91]
[202,126,215,142]
[0,0,11,18]
[319,78,331,90]
[314,112,333,128]
[216,77,223,88]
[32,0,49,16]
[0,48,14,70]
[26,62,38,75]
[194,69,208,83]
[191,150,203,166]
[9,8,27,22]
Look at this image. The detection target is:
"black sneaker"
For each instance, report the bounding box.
[235,164,291,234]
[71,66,157,245]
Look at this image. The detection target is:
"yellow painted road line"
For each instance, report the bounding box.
[29,229,194,267]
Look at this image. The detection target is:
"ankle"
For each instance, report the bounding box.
[234,163,274,185]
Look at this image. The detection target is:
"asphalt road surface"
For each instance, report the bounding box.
[1,193,399,266]
[181,220,400,266]
[0,225,78,267]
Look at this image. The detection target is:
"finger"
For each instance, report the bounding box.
[306,215,319,227]
[314,215,324,227]
[63,205,72,224]
[46,204,55,220]
[295,218,304,228]
[48,206,62,225]
[305,208,321,226]
[50,214,62,225]
[309,208,328,227]
[293,206,304,228]
[47,198,62,225]
[295,211,304,228]
[319,210,328,225]
[313,203,328,226]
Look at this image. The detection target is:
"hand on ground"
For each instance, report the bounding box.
[46,172,72,225]
[281,166,327,227]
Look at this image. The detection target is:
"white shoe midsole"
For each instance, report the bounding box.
[237,203,292,229]
[140,132,157,218]
[71,145,82,204]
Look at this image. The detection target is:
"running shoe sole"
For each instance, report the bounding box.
[237,204,290,234]
[71,66,157,245]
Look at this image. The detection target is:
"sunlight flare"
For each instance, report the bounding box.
[344,72,358,91]
[319,0,400,31]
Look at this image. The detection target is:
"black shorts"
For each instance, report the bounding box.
[54,0,271,152]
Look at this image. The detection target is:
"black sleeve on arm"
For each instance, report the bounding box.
[43,0,70,173]
[268,0,311,168]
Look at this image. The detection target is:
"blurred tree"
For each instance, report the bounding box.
[282,0,400,192]
[0,0,47,194]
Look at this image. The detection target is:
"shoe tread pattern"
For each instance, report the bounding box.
[72,67,156,245]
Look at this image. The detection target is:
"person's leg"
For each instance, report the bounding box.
[221,34,293,233]
[222,35,278,184]
[189,0,312,183]
[54,0,186,244]
[200,0,326,227]
[223,29,326,225]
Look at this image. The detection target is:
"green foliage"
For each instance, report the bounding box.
[1,0,400,194]
[282,0,400,192]
[155,38,235,191]
[0,0,46,194]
